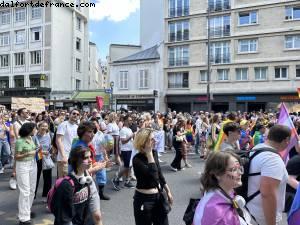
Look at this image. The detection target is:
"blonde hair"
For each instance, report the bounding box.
[108,112,117,123]
[133,128,153,152]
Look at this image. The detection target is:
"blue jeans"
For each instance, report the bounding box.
[0,139,10,169]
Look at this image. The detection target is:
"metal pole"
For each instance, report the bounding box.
[111,87,113,111]
[207,8,211,112]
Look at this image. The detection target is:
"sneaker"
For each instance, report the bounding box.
[158,158,164,163]
[9,177,17,190]
[0,168,4,174]
[112,178,121,191]
[185,163,192,168]
[170,166,178,172]
[124,181,135,188]
[158,153,162,157]
[179,167,186,171]
[19,221,32,225]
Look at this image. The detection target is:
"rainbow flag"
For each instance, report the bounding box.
[214,119,233,151]
[277,103,299,162]
[35,147,43,161]
[288,185,300,225]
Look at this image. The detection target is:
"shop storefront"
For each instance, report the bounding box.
[166,92,300,112]
[116,98,155,112]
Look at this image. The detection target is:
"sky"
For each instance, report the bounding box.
[89,0,140,61]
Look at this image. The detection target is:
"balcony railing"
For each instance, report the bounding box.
[210,54,230,64]
[210,25,230,38]
[169,7,189,18]
[208,1,230,12]
[169,31,189,42]
[169,57,189,66]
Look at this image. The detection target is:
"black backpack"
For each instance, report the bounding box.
[235,147,279,203]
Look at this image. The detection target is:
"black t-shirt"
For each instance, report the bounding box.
[286,155,300,194]
[172,125,183,148]
[133,151,166,189]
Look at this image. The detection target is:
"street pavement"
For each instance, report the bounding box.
[0,152,288,225]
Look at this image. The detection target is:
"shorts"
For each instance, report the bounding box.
[121,151,132,168]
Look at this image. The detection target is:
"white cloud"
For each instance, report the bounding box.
[90,0,140,22]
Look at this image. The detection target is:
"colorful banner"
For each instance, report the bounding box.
[277,103,299,162]
[288,185,300,225]
[96,96,104,110]
[214,119,233,151]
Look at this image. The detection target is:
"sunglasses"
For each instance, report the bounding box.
[72,112,80,116]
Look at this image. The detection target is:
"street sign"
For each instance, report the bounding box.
[105,89,111,94]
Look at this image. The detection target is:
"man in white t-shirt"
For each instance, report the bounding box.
[112,116,134,190]
[247,124,291,225]
[56,109,79,178]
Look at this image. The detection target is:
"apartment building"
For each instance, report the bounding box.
[0,0,89,107]
[165,0,300,112]
[87,42,100,89]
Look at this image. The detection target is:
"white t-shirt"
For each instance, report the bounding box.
[92,131,105,155]
[13,119,29,142]
[246,143,288,224]
[56,121,78,161]
[107,122,119,136]
[119,127,133,152]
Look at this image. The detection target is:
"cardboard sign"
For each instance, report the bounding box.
[11,97,45,113]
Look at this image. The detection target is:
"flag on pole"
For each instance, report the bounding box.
[277,103,299,162]
[288,185,300,225]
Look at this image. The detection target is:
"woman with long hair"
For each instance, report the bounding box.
[132,128,173,225]
[107,112,121,168]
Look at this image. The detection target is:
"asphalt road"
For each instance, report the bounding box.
[0,152,288,225]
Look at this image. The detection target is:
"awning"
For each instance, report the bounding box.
[72,91,110,105]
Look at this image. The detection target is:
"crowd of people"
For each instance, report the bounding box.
[0,107,300,225]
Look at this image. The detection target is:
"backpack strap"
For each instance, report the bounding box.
[246,147,279,203]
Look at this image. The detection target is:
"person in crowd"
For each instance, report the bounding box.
[220,122,241,152]
[239,120,252,151]
[163,117,173,151]
[106,112,121,170]
[193,151,251,225]
[132,128,173,225]
[53,145,104,225]
[15,122,37,225]
[194,115,203,155]
[170,118,188,171]
[34,121,52,200]
[185,119,194,152]
[112,116,135,190]
[199,115,210,159]
[91,118,113,200]
[209,114,221,151]
[10,108,30,190]
[252,123,266,147]
[56,109,79,178]
[0,114,10,174]
[247,125,291,225]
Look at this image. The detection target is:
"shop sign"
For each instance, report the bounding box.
[236,96,256,101]
[280,95,299,101]
[196,96,208,101]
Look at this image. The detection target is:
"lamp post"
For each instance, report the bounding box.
[110,81,114,111]
[207,8,212,112]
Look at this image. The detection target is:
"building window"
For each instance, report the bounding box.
[139,70,149,89]
[255,67,267,80]
[296,65,300,78]
[285,35,300,49]
[76,38,81,50]
[15,30,25,44]
[275,67,288,79]
[76,58,81,72]
[31,27,41,42]
[76,79,81,90]
[30,77,40,87]
[31,7,41,19]
[15,8,25,23]
[76,17,81,31]
[210,41,230,64]
[0,10,10,25]
[14,53,25,66]
[238,39,257,53]
[30,51,41,65]
[0,55,9,68]
[208,0,230,12]
[168,46,189,66]
[14,76,24,88]
[169,0,189,18]
[217,69,229,81]
[169,20,189,42]
[168,72,189,88]
[285,6,300,20]
[119,71,128,89]
[200,70,207,82]
[236,68,248,81]
[239,11,257,26]
[209,15,230,37]
[0,32,10,46]
[0,78,9,88]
